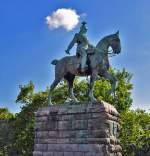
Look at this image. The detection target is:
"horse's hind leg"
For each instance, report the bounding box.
[64,73,79,102]
[103,71,117,95]
[89,73,98,103]
[48,78,61,105]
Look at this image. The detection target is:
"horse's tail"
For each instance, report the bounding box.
[51,59,58,65]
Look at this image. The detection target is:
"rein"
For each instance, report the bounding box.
[95,48,117,57]
[107,50,117,57]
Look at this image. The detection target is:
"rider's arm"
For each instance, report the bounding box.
[66,34,78,54]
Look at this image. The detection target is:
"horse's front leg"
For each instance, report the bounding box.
[89,73,98,103]
[103,71,117,94]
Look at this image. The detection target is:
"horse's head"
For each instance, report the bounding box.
[107,30,121,55]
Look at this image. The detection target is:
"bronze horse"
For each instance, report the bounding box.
[48,31,121,105]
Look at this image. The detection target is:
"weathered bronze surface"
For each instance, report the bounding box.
[48,22,121,105]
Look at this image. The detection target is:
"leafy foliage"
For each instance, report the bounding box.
[120,109,150,156]
[0,108,14,156]
[16,81,34,104]
[11,83,48,156]
[0,108,14,119]
[112,68,133,112]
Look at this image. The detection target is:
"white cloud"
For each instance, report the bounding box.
[46,8,80,31]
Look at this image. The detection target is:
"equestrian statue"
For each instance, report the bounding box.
[48,22,121,105]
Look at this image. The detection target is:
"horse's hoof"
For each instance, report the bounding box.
[48,101,53,106]
[90,98,97,104]
[65,98,73,103]
[48,103,53,106]
[73,98,79,103]
[107,89,113,95]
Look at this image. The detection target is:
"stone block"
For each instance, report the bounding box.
[43,152,53,156]
[74,113,91,120]
[36,131,49,138]
[33,151,43,156]
[88,118,105,130]
[63,152,74,156]
[33,102,121,156]
[58,121,72,130]
[47,121,58,130]
[36,116,48,122]
[91,112,106,118]
[49,131,58,138]
[75,130,90,138]
[35,109,50,117]
[69,138,88,144]
[74,152,84,156]
[35,122,43,130]
[84,152,103,156]
[58,130,76,138]
[65,144,78,151]
[57,138,70,144]
[48,144,78,152]
[90,130,109,138]
[60,114,74,121]
[37,138,57,144]
[72,119,88,130]
[34,144,48,151]
[53,152,63,156]
[78,144,103,152]
[87,138,110,144]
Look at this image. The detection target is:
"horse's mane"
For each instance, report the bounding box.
[96,35,108,49]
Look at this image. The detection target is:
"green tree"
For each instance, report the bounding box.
[0,108,14,119]
[120,109,150,156]
[10,82,48,156]
[0,108,14,156]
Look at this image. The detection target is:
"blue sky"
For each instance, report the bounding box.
[0,0,150,113]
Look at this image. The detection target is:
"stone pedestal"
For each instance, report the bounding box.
[33,101,122,156]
